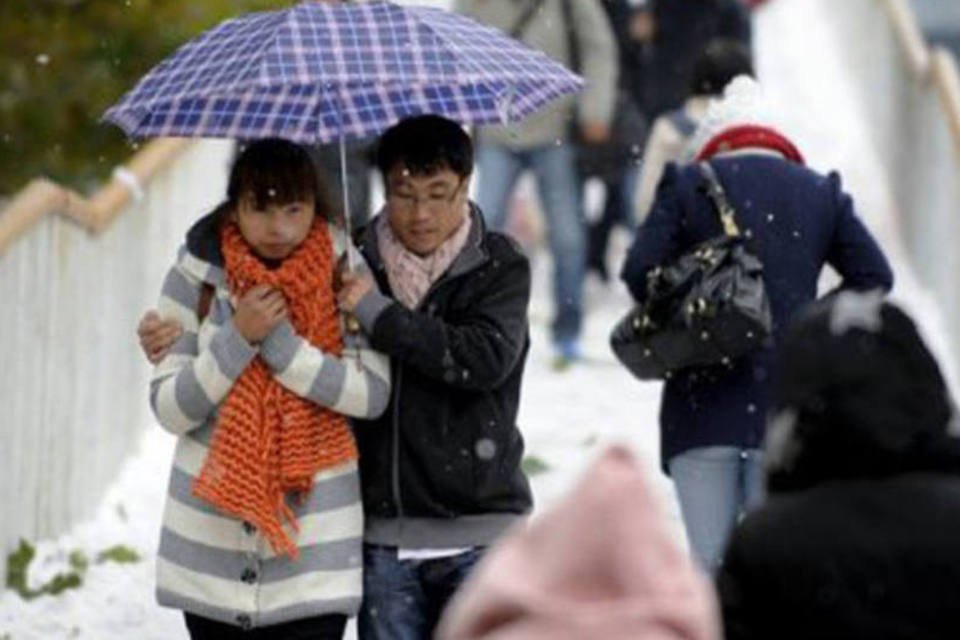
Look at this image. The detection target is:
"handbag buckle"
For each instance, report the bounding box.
[634,314,654,331]
[687,297,709,316]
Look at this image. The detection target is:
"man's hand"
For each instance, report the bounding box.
[233,285,287,343]
[138,311,183,365]
[628,11,656,43]
[579,121,611,145]
[336,270,375,314]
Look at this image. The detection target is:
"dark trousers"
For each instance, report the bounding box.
[184,612,346,640]
[357,544,484,640]
[587,168,640,281]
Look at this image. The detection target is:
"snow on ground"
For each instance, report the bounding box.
[2,0,957,637]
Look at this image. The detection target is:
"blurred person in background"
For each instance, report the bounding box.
[584,0,652,283]
[635,38,754,220]
[628,0,751,123]
[436,444,722,640]
[309,140,375,231]
[719,293,960,639]
[620,77,893,574]
[456,0,618,367]
[589,0,752,282]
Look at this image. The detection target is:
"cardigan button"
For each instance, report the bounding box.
[236,614,252,630]
[241,568,258,584]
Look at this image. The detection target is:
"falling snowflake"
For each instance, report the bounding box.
[475,438,497,461]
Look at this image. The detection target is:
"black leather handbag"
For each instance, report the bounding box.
[610,162,772,380]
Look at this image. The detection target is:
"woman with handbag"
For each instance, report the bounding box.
[619,77,894,573]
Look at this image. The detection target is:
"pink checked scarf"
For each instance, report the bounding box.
[377,210,473,310]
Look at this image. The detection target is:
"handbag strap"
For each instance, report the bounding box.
[559,0,582,75]
[698,161,741,237]
[509,0,548,39]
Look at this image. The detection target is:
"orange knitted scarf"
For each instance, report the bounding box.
[192,220,358,559]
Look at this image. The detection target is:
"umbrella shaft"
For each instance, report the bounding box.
[339,135,354,271]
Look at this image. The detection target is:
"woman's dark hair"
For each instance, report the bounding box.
[225,138,333,218]
[690,39,754,97]
[376,115,473,179]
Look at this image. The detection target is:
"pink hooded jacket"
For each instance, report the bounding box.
[435,445,721,640]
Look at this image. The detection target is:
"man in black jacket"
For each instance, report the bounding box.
[336,115,533,640]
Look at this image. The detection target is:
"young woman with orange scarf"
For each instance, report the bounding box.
[148,139,390,640]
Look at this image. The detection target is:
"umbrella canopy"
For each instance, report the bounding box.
[103,0,583,144]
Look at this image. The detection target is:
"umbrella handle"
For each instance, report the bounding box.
[345,314,361,333]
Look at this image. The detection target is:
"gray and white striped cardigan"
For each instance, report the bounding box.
[149,221,390,630]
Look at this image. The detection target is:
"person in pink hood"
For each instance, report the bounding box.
[435,445,721,640]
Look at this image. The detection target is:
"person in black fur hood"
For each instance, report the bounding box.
[718,291,960,640]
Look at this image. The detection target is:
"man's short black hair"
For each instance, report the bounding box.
[376,115,473,179]
[690,39,754,97]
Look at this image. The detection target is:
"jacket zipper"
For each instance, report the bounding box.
[370,231,486,529]
[389,278,458,530]
[391,366,405,522]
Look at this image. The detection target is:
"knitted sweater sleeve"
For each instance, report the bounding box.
[257,227,391,419]
[258,319,391,420]
[149,257,257,436]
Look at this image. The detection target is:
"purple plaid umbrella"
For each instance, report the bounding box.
[103,0,583,239]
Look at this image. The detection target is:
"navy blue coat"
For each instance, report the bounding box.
[620,155,894,471]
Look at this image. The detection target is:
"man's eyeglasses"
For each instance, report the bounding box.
[387,178,465,213]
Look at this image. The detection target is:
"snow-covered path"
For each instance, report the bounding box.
[2,1,955,638]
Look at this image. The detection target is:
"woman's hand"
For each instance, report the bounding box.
[233,285,287,343]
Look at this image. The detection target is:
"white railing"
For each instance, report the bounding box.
[825,0,960,373]
[0,139,233,583]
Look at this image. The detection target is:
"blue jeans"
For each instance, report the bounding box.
[475,142,585,343]
[668,446,765,574]
[357,545,484,640]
